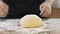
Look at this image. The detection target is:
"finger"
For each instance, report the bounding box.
[0,7,6,15]
[41,8,50,17]
[40,5,43,11]
[0,9,5,16]
[0,7,7,16]
[2,5,8,14]
[40,6,47,15]
[40,4,45,12]
[41,7,48,17]
[46,7,51,17]
[0,4,8,14]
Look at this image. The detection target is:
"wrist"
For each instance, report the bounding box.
[45,0,54,5]
[45,1,52,5]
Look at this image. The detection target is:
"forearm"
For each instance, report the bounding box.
[45,0,55,5]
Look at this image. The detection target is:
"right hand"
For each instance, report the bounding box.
[39,1,51,18]
[0,2,9,17]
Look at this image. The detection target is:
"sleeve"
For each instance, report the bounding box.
[3,0,12,6]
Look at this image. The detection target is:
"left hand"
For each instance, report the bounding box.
[0,1,9,17]
[40,1,52,18]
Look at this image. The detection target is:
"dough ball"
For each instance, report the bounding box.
[20,14,43,28]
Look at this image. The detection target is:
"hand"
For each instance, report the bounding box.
[0,2,9,17]
[40,1,52,18]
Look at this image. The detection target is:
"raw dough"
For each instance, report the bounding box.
[20,14,43,28]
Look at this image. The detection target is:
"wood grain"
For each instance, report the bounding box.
[50,8,60,18]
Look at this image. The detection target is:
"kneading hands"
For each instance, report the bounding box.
[0,0,55,18]
[40,0,55,17]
